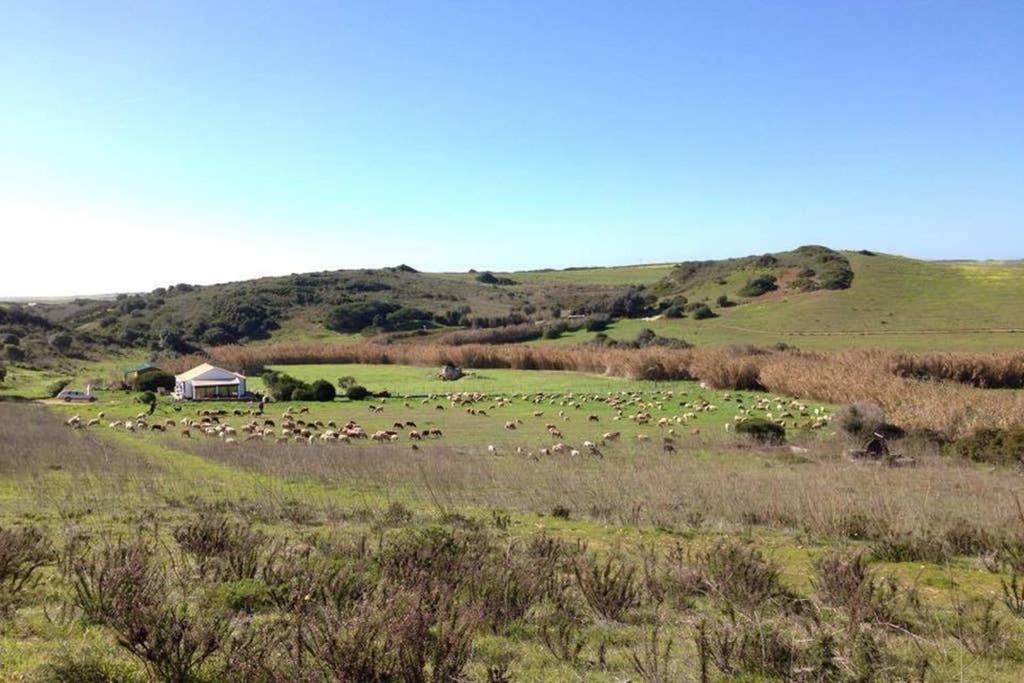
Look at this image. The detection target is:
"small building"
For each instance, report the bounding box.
[124,362,159,384]
[174,363,247,400]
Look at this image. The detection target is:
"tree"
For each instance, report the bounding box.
[133,369,176,393]
[0,364,6,383]
[48,332,73,354]
[311,380,336,402]
[345,385,370,401]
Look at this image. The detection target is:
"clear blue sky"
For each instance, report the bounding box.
[2,1,1022,296]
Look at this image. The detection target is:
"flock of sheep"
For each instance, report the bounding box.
[61,387,832,460]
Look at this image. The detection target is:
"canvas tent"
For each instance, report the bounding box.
[174,363,247,400]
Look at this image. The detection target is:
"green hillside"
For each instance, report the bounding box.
[547,252,1024,351]
[4,248,1023,374]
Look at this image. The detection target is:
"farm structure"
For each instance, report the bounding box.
[174,363,247,400]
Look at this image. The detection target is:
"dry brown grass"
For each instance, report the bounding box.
[174,435,1024,546]
[162,342,1024,438]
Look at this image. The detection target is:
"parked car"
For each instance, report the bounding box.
[57,389,96,403]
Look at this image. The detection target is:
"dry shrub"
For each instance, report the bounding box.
[573,551,641,621]
[174,511,267,582]
[65,537,235,682]
[697,541,786,610]
[0,526,53,616]
[812,551,903,626]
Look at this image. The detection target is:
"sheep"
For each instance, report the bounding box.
[86,417,100,428]
[487,445,497,455]
[108,421,122,429]
[569,449,581,458]
[408,430,422,440]
[504,421,517,430]
[602,431,621,442]
[587,414,599,422]
[637,434,650,442]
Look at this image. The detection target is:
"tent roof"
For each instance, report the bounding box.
[175,362,246,382]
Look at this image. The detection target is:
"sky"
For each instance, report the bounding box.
[2,1,1022,297]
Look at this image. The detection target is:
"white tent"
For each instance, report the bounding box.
[174,363,247,400]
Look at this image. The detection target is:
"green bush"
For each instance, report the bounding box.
[132,369,175,393]
[949,428,1024,466]
[47,379,72,398]
[215,578,272,613]
[137,391,156,405]
[715,294,734,307]
[310,379,337,402]
[738,274,778,297]
[735,418,786,444]
[585,316,610,332]
[690,304,716,320]
[3,344,25,362]
[48,332,74,354]
[262,370,310,401]
[662,306,684,319]
[0,333,18,346]
[0,365,5,383]
[346,385,371,401]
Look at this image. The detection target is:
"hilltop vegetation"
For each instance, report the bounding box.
[4,246,1024,378]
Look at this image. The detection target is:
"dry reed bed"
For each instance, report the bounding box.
[176,435,1024,542]
[163,342,1024,438]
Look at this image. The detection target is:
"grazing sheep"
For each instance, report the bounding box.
[504,421,516,430]
[602,431,621,442]
[587,414,599,422]
[180,428,191,438]
[637,434,650,442]
[487,445,497,455]
[86,417,100,427]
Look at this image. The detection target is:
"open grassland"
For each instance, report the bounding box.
[174,343,1024,438]
[527,253,1024,352]
[9,380,1024,681]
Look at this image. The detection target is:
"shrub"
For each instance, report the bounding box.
[735,418,785,444]
[136,391,156,406]
[48,332,74,354]
[0,333,18,346]
[698,541,785,609]
[585,316,610,332]
[950,427,1024,466]
[476,271,515,286]
[574,552,641,621]
[738,274,778,297]
[346,385,370,401]
[173,512,266,582]
[835,402,886,440]
[324,300,399,333]
[0,526,53,616]
[662,306,684,319]
[2,344,25,362]
[690,304,716,320]
[132,368,175,393]
[0,365,5,383]
[310,379,336,402]
[262,370,312,402]
[47,378,72,398]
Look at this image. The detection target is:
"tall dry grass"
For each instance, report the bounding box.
[175,435,1024,545]
[161,342,1024,438]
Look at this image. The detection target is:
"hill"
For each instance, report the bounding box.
[3,247,1023,376]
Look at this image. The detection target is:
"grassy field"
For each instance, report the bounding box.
[527,253,1024,351]
[5,362,1024,680]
